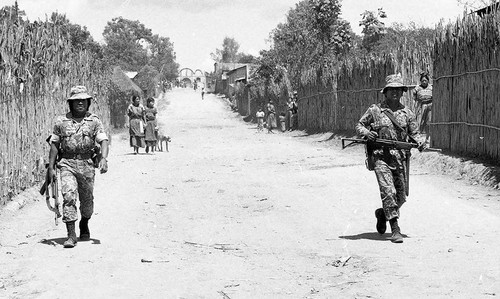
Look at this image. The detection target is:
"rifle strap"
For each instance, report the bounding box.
[382,109,418,144]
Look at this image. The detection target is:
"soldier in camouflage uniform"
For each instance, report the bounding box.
[356,74,424,243]
[48,86,109,248]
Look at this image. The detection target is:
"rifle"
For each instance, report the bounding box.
[341,138,441,196]
[39,166,61,225]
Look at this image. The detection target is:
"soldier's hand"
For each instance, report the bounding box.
[47,167,56,184]
[100,158,108,174]
[364,131,378,141]
[418,142,427,152]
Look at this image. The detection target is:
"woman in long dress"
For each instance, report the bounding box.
[413,72,433,142]
[127,95,146,154]
[266,100,277,133]
[144,97,158,154]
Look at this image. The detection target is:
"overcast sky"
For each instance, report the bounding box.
[4,0,466,72]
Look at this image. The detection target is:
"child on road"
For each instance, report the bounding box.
[256,108,265,132]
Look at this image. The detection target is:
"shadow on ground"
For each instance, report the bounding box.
[339,232,409,241]
[39,238,101,246]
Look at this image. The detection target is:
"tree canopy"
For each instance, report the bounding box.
[256,0,353,86]
[103,17,153,71]
[211,37,241,63]
[49,12,103,58]
[102,16,179,88]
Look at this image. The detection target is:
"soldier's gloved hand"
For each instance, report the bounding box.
[364,131,378,141]
[417,142,427,152]
[100,158,108,174]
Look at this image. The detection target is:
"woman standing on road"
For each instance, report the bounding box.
[413,72,433,142]
[144,97,158,154]
[266,100,277,133]
[127,95,146,154]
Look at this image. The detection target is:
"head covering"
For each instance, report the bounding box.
[68,85,93,101]
[419,72,430,82]
[381,73,408,94]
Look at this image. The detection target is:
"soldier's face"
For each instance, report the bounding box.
[70,99,89,114]
[384,88,403,102]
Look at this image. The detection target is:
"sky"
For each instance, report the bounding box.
[3,0,468,72]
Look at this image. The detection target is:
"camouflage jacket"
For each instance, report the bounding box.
[356,101,422,166]
[51,112,108,155]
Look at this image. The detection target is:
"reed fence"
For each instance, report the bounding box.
[0,19,111,205]
[296,45,433,133]
[432,13,500,160]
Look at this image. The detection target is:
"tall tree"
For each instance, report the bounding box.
[211,37,240,63]
[266,0,352,85]
[49,12,103,58]
[359,8,387,52]
[135,65,159,97]
[103,17,153,71]
[148,34,179,81]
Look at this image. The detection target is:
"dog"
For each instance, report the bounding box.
[156,134,171,152]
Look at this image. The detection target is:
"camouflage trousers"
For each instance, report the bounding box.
[374,159,406,220]
[58,158,95,223]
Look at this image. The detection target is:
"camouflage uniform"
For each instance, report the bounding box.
[51,112,108,223]
[356,101,421,220]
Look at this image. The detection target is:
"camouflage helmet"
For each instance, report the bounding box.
[67,85,93,101]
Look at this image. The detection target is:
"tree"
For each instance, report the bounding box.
[237,54,257,64]
[148,34,179,82]
[49,12,103,58]
[211,37,240,63]
[309,0,351,57]
[103,17,153,71]
[359,8,387,52]
[134,65,159,98]
[265,0,353,85]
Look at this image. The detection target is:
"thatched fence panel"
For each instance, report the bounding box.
[433,13,500,160]
[0,20,111,205]
[294,47,432,134]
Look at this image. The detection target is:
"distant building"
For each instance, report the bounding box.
[225,64,259,116]
[226,64,258,97]
[213,62,247,94]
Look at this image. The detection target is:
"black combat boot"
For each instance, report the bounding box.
[389,218,403,243]
[63,221,77,248]
[79,217,91,241]
[375,208,387,234]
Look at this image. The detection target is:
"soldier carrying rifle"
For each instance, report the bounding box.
[355,74,425,243]
[46,86,109,248]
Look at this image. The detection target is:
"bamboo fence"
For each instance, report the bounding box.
[296,45,433,133]
[433,13,500,160]
[0,19,111,205]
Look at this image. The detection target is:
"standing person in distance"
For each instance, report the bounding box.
[256,107,265,132]
[127,95,146,154]
[413,72,433,144]
[48,85,109,248]
[266,100,277,134]
[288,91,298,131]
[144,97,158,154]
[356,74,424,243]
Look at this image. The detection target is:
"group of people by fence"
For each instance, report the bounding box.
[256,91,299,133]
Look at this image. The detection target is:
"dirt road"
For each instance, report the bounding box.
[1,88,499,298]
